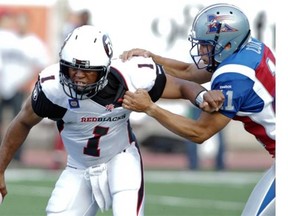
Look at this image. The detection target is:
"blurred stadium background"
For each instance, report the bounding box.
[0,0,275,215]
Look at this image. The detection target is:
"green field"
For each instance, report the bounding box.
[0,169,262,216]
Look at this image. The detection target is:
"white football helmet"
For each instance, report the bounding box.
[189,3,251,72]
[59,25,113,99]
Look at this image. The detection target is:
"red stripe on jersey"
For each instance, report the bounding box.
[234,115,275,157]
[255,46,275,98]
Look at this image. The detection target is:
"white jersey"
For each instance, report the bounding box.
[32,57,166,169]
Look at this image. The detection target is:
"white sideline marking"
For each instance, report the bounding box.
[5,169,250,212]
[5,169,60,181]
[8,185,244,211]
[9,185,52,197]
[147,195,244,210]
[145,170,261,184]
[5,169,262,184]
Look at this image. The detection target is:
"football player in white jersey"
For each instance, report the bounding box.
[120,3,275,216]
[0,25,224,216]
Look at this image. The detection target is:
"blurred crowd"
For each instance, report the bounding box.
[0,7,92,168]
[0,10,50,161]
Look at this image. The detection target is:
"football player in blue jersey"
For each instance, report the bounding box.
[0,25,223,216]
[120,3,275,216]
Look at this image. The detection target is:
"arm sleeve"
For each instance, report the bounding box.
[31,81,67,120]
[148,64,167,102]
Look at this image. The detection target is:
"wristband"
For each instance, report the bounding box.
[195,90,207,107]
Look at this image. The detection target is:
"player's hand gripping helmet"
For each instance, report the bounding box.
[59,25,113,99]
[189,3,251,72]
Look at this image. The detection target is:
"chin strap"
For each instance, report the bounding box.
[234,30,251,53]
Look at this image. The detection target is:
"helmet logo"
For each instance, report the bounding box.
[207,15,238,34]
[102,34,113,58]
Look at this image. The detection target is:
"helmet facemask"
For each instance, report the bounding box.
[59,60,109,100]
[189,25,224,72]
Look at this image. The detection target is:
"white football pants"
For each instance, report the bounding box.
[46,143,145,216]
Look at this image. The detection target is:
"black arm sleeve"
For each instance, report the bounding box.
[148,64,167,102]
[31,81,67,120]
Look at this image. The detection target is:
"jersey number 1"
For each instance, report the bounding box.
[84,126,109,157]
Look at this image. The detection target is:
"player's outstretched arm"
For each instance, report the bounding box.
[122,89,230,142]
[160,74,224,112]
[0,96,43,200]
[120,48,211,84]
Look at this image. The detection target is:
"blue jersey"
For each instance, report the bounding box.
[211,38,275,156]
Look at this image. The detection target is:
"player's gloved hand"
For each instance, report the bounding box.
[119,48,152,62]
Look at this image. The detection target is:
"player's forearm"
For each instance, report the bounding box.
[0,142,18,173]
[151,53,192,79]
[0,121,32,172]
[145,103,205,143]
[151,53,211,83]
[152,55,187,71]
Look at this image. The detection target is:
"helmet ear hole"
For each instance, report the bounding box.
[224,42,232,50]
